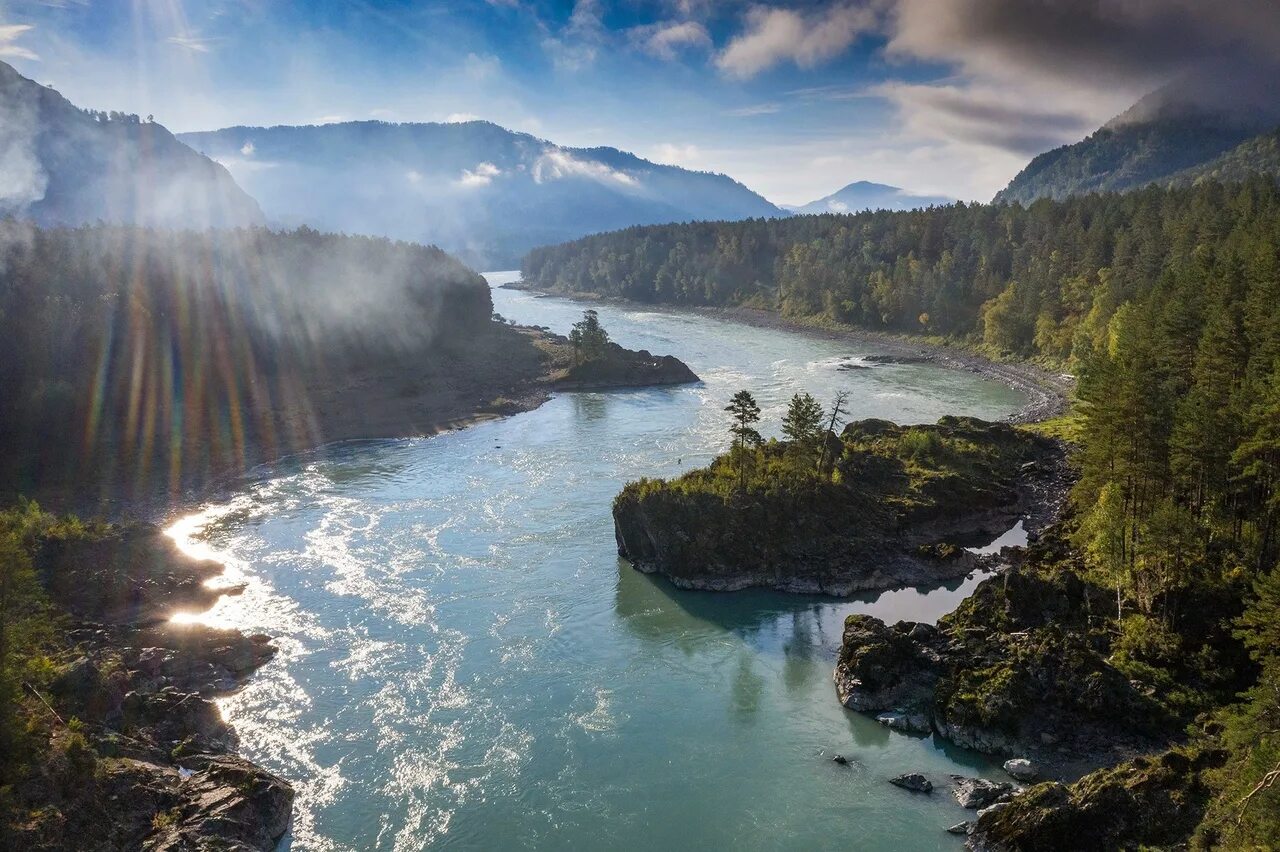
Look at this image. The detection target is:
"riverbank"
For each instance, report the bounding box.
[502,285,1073,426]
[2,516,293,850]
[8,321,697,522]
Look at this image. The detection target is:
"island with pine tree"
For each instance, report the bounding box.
[612,390,1063,594]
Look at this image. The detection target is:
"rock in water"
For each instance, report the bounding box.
[950,775,1015,809]
[831,754,850,766]
[946,822,971,835]
[888,773,934,793]
[1003,758,1039,781]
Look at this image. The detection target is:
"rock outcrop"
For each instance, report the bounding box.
[552,341,699,390]
[832,533,1183,779]
[4,523,293,850]
[614,417,1064,595]
[967,748,1226,851]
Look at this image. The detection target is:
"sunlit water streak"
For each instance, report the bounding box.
[167,273,1028,850]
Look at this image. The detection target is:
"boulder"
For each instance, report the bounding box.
[950,775,1015,809]
[947,822,972,835]
[1003,758,1039,782]
[889,773,934,793]
[876,711,932,734]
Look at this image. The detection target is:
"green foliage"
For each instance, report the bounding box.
[568,309,610,363]
[523,178,1280,370]
[995,113,1267,204]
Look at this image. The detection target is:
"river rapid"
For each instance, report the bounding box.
[169,272,1028,851]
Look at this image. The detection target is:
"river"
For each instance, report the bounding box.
[169,272,1028,851]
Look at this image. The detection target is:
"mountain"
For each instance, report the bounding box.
[1165,128,1280,188]
[178,121,783,268]
[0,61,262,229]
[786,181,952,215]
[995,74,1280,205]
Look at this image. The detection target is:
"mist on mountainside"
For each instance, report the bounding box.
[996,64,1280,204]
[0,61,262,230]
[179,120,783,268]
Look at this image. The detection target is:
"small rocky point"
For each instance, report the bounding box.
[889,773,934,793]
[7,523,293,851]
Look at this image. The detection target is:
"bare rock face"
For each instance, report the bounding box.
[951,776,1016,809]
[144,756,294,851]
[833,616,943,716]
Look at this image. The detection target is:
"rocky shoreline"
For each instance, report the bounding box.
[10,523,293,850]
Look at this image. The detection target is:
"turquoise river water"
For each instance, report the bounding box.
[168,272,1028,851]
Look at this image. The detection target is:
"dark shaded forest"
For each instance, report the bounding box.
[0,223,492,497]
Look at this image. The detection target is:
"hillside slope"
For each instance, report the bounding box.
[0,61,262,229]
[995,79,1279,204]
[179,120,781,268]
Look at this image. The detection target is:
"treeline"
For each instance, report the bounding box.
[0,222,490,493]
[523,178,1280,369]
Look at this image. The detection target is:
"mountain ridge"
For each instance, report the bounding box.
[179,120,783,268]
[0,61,262,230]
[786,180,952,215]
[996,75,1280,205]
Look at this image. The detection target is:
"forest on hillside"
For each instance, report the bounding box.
[523,178,1280,369]
[528,178,1280,844]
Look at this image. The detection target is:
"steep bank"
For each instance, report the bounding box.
[2,514,293,850]
[613,417,1065,595]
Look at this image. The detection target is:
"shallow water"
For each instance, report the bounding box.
[169,272,1027,851]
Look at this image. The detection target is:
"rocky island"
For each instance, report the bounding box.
[613,413,1063,595]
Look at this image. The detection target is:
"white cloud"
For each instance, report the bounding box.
[445,112,481,123]
[463,52,501,80]
[650,143,700,167]
[827,200,849,212]
[316,115,344,124]
[542,0,606,70]
[456,161,502,187]
[725,103,782,117]
[873,81,1098,156]
[166,35,217,54]
[717,3,876,79]
[0,24,39,61]
[533,148,637,187]
[630,21,711,61]
[240,141,255,157]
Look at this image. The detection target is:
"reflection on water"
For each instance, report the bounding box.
[165,273,1027,851]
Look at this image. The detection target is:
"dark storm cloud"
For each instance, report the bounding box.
[889,0,1280,91]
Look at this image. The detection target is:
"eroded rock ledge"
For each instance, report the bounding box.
[10,523,293,851]
[832,529,1183,781]
[613,416,1065,595]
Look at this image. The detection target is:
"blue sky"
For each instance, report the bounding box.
[0,1,1267,204]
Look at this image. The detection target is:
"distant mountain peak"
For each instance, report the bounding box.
[788,181,952,215]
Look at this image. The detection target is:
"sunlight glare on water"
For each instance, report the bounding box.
[166,273,1028,851]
